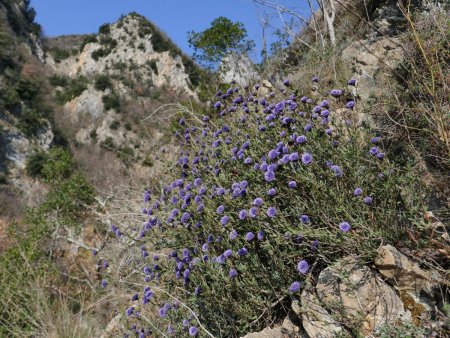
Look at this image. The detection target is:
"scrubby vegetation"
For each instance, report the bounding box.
[1,147,96,337]
[104,75,432,336]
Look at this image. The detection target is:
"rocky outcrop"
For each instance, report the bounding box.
[53,15,196,97]
[316,257,408,335]
[219,53,260,87]
[301,289,345,338]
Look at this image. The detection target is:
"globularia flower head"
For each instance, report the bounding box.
[101,279,107,288]
[296,135,307,144]
[302,153,313,165]
[289,152,299,161]
[221,215,229,226]
[252,197,263,206]
[288,181,297,189]
[364,196,373,204]
[189,326,199,336]
[353,187,363,196]
[224,249,233,258]
[289,281,301,292]
[267,207,277,218]
[370,147,379,155]
[236,246,248,256]
[239,209,247,219]
[267,188,277,196]
[229,229,238,240]
[348,78,357,86]
[339,221,351,232]
[330,89,343,97]
[257,230,265,240]
[217,205,225,214]
[300,215,310,224]
[283,79,290,86]
[346,101,355,109]
[297,260,309,274]
[331,165,343,177]
[229,268,238,278]
[126,306,135,316]
[265,171,276,182]
[245,232,255,241]
[312,76,319,82]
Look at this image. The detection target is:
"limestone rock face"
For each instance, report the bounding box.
[341,37,404,101]
[219,53,260,87]
[316,257,407,336]
[301,289,345,338]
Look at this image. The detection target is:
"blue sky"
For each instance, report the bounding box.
[31,0,313,62]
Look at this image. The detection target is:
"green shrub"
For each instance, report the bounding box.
[48,74,69,87]
[100,136,115,149]
[98,23,111,35]
[79,34,97,52]
[109,120,120,130]
[0,172,7,185]
[51,48,71,63]
[25,152,49,178]
[146,59,158,75]
[94,74,112,91]
[117,82,425,337]
[89,129,97,142]
[55,76,87,104]
[102,93,121,112]
[142,154,154,167]
[91,48,109,61]
[17,108,46,137]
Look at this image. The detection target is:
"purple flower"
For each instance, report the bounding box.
[189,326,199,336]
[289,152,299,161]
[201,243,209,252]
[297,260,309,274]
[377,152,385,159]
[252,198,263,206]
[267,207,277,218]
[265,171,276,182]
[101,279,107,288]
[257,230,265,240]
[289,281,301,292]
[214,102,221,109]
[224,249,233,258]
[283,79,290,86]
[301,153,313,165]
[217,205,225,214]
[348,78,357,86]
[353,188,363,196]
[339,221,351,232]
[229,229,238,240]
[330,165,343,177]
[144,191,151,203]
[237,247,248,256]
[312,76,319,82]
[249,207,258,218]
[363,196,373,204]
[245,232,255,241]
[296,135,307,144]
[369,147,379,155]
[181,212,191,223]
[239,210,247,219]
[221,215,229,226]
[288,181,297,189]
[268,149,279,160]
[304,124,313,132]
[346,101,355,109]
[371,136,380,143]
[267,188,277,196]
[244,157,252,164]
[183,269,191,279]
[126,306,135,316]
[300,215,310,224]
[229,268,238,278]
[330,89,343,97]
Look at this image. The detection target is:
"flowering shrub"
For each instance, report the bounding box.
[107,78,424,337]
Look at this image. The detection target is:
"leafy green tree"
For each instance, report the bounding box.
[187,17,255,66]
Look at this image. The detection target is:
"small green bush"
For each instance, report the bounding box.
[142,154,154,167]
[17,109,46,137]
[109,120,120,130]
[51,48,71,63]
[146,59,158,75]
[48,74,69,87]
[55,76,88,104]
[94,74,112,91]
[89,129,97,142]
[79,34,97,52]
[98,23,111,35]
[102,93,121,112]
[25,152,49,178]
